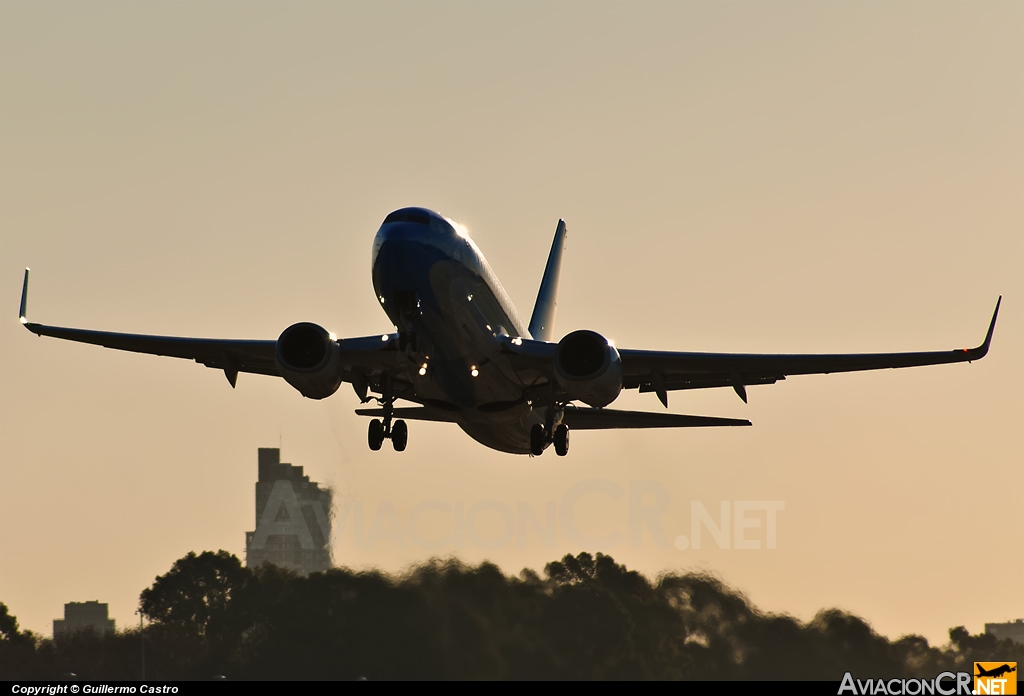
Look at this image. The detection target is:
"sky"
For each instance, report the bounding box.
[1,1,1021,645]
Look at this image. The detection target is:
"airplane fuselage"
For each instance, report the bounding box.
[371,208,543,453]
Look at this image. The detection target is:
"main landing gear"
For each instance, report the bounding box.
[530,422,570,457]
[367,381,408,452]
[368,418,408,452]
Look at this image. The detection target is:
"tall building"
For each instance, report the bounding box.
[53,601,115,639]
[245,448,332,576]
[986,619,1024,645]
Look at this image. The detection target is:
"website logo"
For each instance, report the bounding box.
[974,663,1017,695]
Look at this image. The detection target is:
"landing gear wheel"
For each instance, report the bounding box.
[368,419,384,451]
[554,424,570,457]
[391,419,408,452]
[529,423,545,456]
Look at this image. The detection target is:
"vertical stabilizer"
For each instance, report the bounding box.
[528,220,567,342]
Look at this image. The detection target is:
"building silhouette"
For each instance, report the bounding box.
[53,601,115,639]
[986,619,1024,645]
[245,447,331,576]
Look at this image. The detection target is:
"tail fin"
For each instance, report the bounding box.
[528,220,567,342]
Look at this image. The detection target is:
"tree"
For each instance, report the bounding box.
[138,550,252,678]
[0,602,24,642]
[140,550,248,637]
[0,602,40,678]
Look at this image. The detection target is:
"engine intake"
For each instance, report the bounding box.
[276,322,343,400]
[554,330,622,407]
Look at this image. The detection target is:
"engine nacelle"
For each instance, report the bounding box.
[275,322,344,400]
[554,330,622,408]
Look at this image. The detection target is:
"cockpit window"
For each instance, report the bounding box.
[383,210,431,226]
[430,217,454,235]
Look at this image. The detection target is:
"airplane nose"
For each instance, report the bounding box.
[372,223,419,274]
[371,228,449,314]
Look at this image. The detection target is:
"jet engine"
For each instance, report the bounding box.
[554,330,622,407]
[275,322,344,400]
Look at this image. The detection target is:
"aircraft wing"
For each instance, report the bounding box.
[503,297,1000,405]
[22,322,280,376]
[17,269,402,388]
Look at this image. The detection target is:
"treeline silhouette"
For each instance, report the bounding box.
[3,551,1021,680]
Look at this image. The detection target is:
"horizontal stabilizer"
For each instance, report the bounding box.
[355,407,458,423]
[562,408,751,430]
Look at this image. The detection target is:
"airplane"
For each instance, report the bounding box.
[976,664,1017,679]
[18,206,1000,456]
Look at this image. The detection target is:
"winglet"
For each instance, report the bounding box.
[967,295,1001,360]
[528,220,567,342]
[18,268,29,324]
